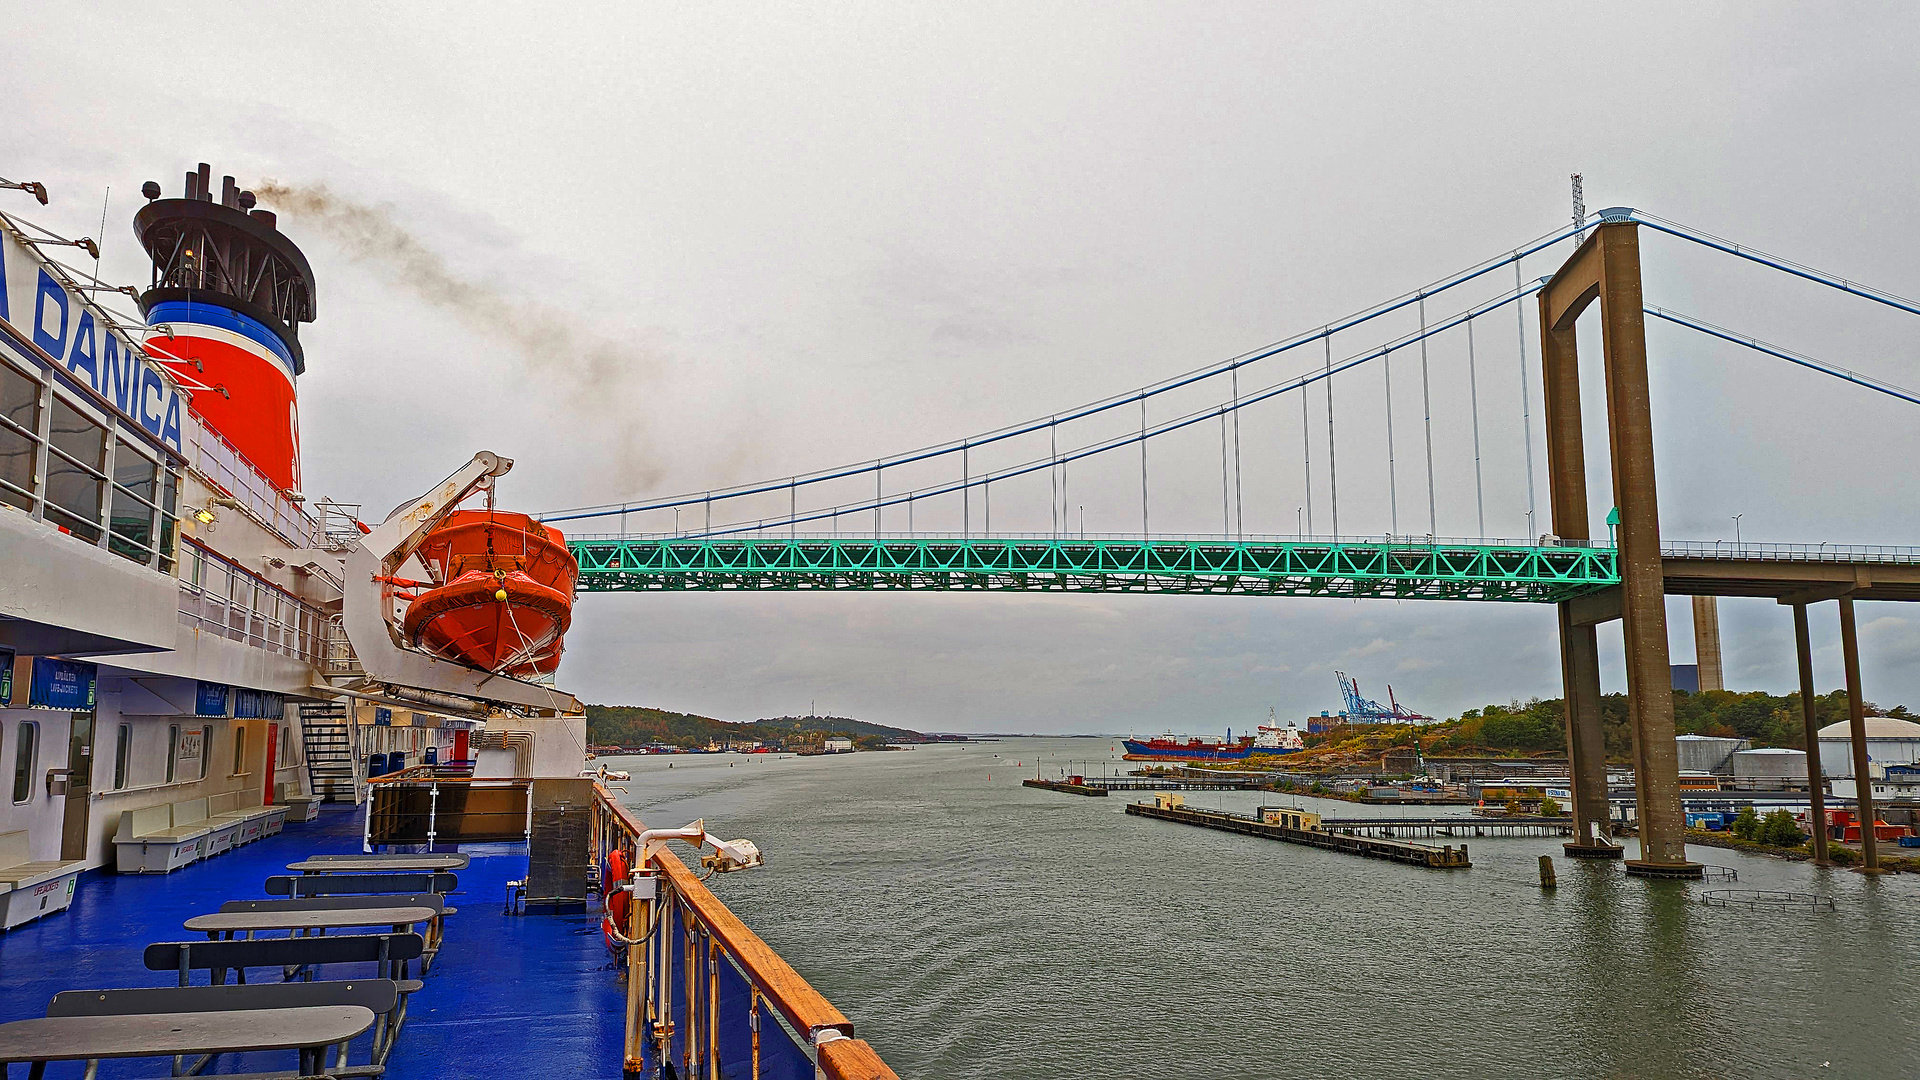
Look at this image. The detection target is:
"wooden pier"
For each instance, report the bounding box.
[1317,816,1574,839]
[1023,778,1108,797]
[1125,802,1471,869]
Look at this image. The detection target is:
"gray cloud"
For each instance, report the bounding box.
[4,2,1917,729]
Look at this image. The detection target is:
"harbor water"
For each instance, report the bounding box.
[609,737,1920,1079]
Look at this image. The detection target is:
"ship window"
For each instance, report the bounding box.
[114,724,132,789]
[109,439,161,566]
[202,725,214,779]
[165,724,180,783]
[232,726,247,775]
[157,468,179,572]
[44,398,107,542]
[11,721,37,804]
[0,361,40,513]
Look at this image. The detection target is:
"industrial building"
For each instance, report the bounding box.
[1815,716,1920,778]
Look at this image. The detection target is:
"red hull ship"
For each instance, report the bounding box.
[401,510,578,676]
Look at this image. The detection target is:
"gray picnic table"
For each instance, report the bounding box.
[288,853,468,873]
[185,905,438,937]
[183,907,438,981]
[0,1004,373,1077]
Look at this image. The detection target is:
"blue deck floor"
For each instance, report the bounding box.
[0,806,623,1077]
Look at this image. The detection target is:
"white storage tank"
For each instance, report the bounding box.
[1675,734,1747,774]
[1817,717,1920,778]
[1728,747,1808,779]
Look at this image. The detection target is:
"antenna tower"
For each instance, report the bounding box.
[1571,173,1587,243]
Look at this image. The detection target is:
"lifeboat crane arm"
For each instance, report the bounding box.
[336,451,582,715]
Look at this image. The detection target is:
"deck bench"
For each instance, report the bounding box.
[276,782,323,824]
[176,797,243,857]
[113,804,208,873]
[208,791,284,847]
[145,931,426,990]
[48,979,407,1075]
[0,831,85,930]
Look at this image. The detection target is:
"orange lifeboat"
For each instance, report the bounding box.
[401,510,578,675]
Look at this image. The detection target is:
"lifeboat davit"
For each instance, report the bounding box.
[401,510,578,675]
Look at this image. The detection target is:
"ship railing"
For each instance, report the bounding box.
[177,537,327,666]
[321,615,365,678]
[592,783,898,1080]
[180,410,322,549]
[364,770,532,849]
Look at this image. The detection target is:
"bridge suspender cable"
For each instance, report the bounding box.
[1219,410,1232,536]
[1645,307,1920,408]
[1301,368,1312,537]
[1514,259,1537,540]
[1232,366,1244,539]
[1325,332,1338,539]
[1383,346,1398,536]
[540,221,1589,524]
[1419,293,1437,537]
[649,279,1552,540]
[1139,396,1150,536]
[1467,316,1486,542]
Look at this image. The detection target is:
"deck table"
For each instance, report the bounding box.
[0,1004,373,1078]
[288,853,469,873]
[183,906,437,980]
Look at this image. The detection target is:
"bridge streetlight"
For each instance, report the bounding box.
[1732,514,1743,549]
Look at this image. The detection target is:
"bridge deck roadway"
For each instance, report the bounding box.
[1568,552,1920,626]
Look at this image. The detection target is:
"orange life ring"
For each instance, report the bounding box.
[604,848,629,895]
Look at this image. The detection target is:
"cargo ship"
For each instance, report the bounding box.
[0,165,893,1078]
[1124,713,1305,760]
[1123,734,1258,761]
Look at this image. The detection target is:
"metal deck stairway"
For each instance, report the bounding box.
[299,702,363,803]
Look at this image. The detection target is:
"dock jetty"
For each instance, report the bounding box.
[1023,778,1108,797]
[1126,796,1471,869]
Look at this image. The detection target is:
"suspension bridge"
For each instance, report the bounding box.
[542,205,1920,878]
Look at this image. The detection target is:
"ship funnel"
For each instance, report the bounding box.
[134,164,319,493]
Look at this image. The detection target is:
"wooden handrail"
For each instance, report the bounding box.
[593,783,889,1061]
[819,1039,899,1080]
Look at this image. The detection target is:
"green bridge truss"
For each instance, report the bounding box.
[568,536,1619,602]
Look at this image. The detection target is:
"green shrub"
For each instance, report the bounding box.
[1538,796,1562,817]
[1758,809,1806,847]
[1730,805,1762,840]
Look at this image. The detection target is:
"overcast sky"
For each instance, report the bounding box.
[7,3,1918,732]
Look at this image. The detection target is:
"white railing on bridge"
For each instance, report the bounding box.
[1660,541,1920,564]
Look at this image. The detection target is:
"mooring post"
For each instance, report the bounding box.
[1538,855,1557,889]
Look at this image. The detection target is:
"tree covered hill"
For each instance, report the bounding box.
[1286,688,1909,764]
[585,704,928,750]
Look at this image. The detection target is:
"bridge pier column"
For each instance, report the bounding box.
[1539,221,1698,879]
[1791,602,1830,866]
[1558,610,1619,857]
[1838,596,1883,873]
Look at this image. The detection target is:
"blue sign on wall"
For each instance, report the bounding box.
[29,657,96,711]
[196,681,230,717]
[234,689,285,720]
[0,647,13,706]
[374,707,393,726]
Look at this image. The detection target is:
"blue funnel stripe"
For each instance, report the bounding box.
[146,300,298,380]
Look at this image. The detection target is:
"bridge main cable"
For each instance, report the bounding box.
[640,280,1549,540]
[541,221,1588,524]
